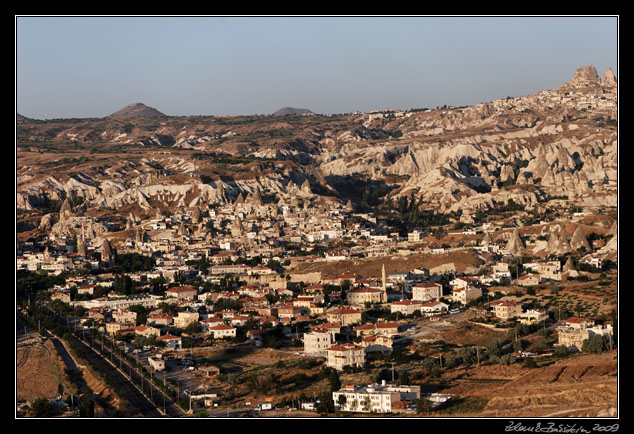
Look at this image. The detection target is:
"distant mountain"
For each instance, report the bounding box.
[272,107,314,116]
[17,113,29,122]
[107,103,167,120]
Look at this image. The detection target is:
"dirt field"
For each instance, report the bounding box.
[16,329,133,417]
[291,249,487,278]
[437,351,618,418]
[17,336,72,402]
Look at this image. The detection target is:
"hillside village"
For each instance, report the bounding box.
[16,65,617,418]
[17,175,617,416]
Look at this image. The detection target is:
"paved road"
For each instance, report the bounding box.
[71,330,168,417]
[74,330,188,417]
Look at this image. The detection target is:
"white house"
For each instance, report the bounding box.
[207,324,237,339]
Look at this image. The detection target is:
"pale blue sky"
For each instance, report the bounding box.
[16,16,618,119]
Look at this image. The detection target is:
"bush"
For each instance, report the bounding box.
[31,398,54,417]
[523,358,537,368]
[553,345,570,358]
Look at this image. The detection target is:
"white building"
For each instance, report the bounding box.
[333,382,421,414]
[412,282,443,301]
[303,326,337,356]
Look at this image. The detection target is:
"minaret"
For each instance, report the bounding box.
[381,264,387,303]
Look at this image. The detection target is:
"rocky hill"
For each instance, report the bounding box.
[107,102,167,119]
[17,65,617,226]
[272,107,314,116]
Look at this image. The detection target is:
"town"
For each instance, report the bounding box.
[17,179,617,417]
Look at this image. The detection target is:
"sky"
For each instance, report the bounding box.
[16,16,618,119]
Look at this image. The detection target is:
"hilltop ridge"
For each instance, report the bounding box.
[272,107,314,116]
[107,102,167,119]
[17,65,617,224]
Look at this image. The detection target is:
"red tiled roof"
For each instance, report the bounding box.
[208,324,235,330]
[326,344,363,352]
[166,285,197,293]
[376,322,398,328]
[565,317,592,324]
[328,307,361,315]
[157,334,181,341]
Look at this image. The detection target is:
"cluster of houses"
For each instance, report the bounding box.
[18,183,587,288]
[17,186,616,417]
[37,243,612,376]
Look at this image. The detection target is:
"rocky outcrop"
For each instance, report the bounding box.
[505,228,525,255]
[546,226,571,255]
[101,239,115,264]
[50,216,110,240]
[601,68,617,89]
[571,65,601,87]
[38,213,58,231]
[17,66,616,221]
[570,226,591,251]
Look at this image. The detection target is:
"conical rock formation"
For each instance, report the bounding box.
[505,228,525,255]
[570,226,590,251]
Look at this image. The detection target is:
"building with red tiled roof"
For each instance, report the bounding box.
[353,322,398,337]
[147,312,173,326]
[490,300,523,320]
[420,300,449,314]
[157,334,182,349]
[134,324,160,338]
[207,324,236,339]
[326,307,362,326]
[326,343,365,371]
[390,300,423,315]
[346,287,385,305]
[412,282,443,302]
[165,285,198,300]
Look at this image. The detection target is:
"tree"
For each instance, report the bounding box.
[337,394,347,409]
[128,304,149,325]
[582,334,609,353]
[416,397,432,414]
[375,368,391,384]
[458,346,477,366]
[113,274,134,295]
[399,371,410,385]
[328,370,341,392]
[79,387,95,417]
[315,392,334,415]
[488,339,503,359]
